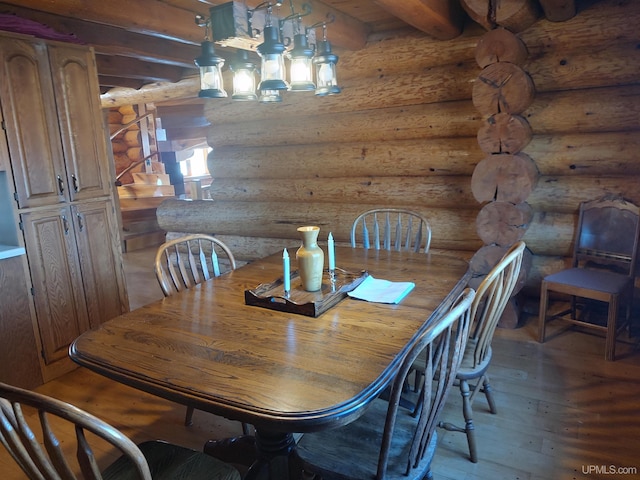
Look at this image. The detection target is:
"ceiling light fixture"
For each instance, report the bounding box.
[194,15,227,99]
[194,1,340,102]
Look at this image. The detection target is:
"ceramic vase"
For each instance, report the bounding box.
[296,226,324,292]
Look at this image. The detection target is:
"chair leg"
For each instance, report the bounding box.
[460,379,478,463]
[538,282,549,343]
[184,406,195,426]
[482,375,497,414]
[438,379,478,463]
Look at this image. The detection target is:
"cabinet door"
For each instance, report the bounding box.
[0,37,67,208]
[73,201,128,328]
[0,256,43,388]
[21,207,90,365]
[48,44,112,202]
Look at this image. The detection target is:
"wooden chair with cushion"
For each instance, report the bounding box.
[538,195,640,361]
[351,208,432,253]
[294,288,475,480]
[154,234,247,431]
[410,241,526,463]
[0,381,241,480]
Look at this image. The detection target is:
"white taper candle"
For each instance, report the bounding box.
[283,248,290,293]
[328,232,335,271]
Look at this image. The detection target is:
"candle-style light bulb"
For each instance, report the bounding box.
[283,248,291,295]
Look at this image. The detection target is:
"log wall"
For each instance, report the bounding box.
[157,0,640,296]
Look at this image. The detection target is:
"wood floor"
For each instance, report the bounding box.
[2,246,639,479]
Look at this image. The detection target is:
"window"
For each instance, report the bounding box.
[180,147,211,178]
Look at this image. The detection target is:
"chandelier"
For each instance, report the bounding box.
[194,1,341,102]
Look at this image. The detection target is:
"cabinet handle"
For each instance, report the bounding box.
[76,212,84,232]
[71,174,79,193]
[62,215,70,235]
[57,175,65,195]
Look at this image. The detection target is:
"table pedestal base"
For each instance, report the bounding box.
[204,430,303,480]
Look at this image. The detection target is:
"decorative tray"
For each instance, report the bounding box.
[245,268,369,317]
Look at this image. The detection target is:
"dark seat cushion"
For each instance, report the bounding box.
[103,440,241,480]
[544,268,631,294]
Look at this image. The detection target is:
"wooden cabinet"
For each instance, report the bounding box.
[21,201,127,367]
[48,44,112,202]
[0,32,128,383]
[72,201,128,328]
[0,36,67,208]
[21,207,90,365]
[0,37,111,209]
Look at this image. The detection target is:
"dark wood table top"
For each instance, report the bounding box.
[70,247,469,433]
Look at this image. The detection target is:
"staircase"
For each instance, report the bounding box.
[117,162,175,252]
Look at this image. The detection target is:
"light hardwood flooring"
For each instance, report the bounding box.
[2,246,639,479]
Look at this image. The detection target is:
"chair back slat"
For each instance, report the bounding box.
[76,428,102,480]
[362,217,370,249]
[392,213,400,250]
[351,209,432,254]
[0,384,152,480]
[186,240,203,285]
[1,401,52,480]
[377,288,475,478]
[471,241,525,367]
[42,412,77,479]
[155,234,237,297]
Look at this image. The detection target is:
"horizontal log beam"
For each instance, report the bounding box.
[206,176,478,207]
[156,199,482,252]
[209,138,481,178]
[209,131,640,180]
[100,77,200,108]
[206,100,482,146]
[525,132,640,176]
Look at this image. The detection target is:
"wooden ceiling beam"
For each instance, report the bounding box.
[98,76,146,90]
[0,0,208,44]
[95,54,190,83]
[373,0,464,40]
[0,4,200,68]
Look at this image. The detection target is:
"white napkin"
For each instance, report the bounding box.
[347,275,415,304]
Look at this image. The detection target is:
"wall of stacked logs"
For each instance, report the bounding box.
[157,0,640,302]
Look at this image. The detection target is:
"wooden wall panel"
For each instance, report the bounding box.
[159,0,640,296]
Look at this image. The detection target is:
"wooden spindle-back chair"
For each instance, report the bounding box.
[154,234,248,432]
[0,382,240,480]
[295,288,475,480]
[351,209,432,253]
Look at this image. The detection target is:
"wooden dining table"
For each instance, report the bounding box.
[69,246,469,479]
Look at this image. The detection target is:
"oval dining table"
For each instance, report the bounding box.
[69,246,470,479]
